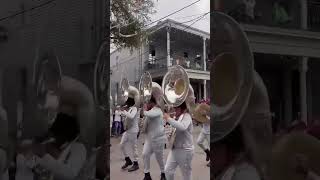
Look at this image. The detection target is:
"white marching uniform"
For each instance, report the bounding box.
[142,107,166,173]
[165,113,194,180]
[15,141,87,180]
[120,106,140,162]
[197,122,210,151]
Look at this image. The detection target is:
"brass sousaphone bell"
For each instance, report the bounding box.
[94,41,109,111]
[33,48,62,129]
[193,103,210,124]
[162,65,190,111]
[162,65,193,148]
[118,74,140,130]
[211,12,272,178]
[138,71,152,132]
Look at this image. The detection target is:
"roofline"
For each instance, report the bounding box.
[111,18,210,52]
[148,19,210,39]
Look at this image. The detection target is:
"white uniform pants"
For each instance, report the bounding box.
[142,139,165,173]
[197,132,210,151]
[120,132,139,161]
[165,149,193,180]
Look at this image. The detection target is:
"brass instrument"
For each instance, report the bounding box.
[138,72,165,133]
[33,48,62,128]
[94,41,109,111]
[211,12,272,178]
[118,75,140,130]
[138,72,152,132]
[161,65,194,148]
[32,48,62,180]
[193,103,210,124]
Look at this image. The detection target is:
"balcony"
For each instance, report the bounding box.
[144,55,210,72]
[225,0,301,29]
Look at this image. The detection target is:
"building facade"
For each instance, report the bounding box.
[110,19,210,104]
[0,0,106,147]
[216,0,320,129]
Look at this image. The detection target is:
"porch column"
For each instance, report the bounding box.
[300,0,308,30]
[198,83,202,100]
[203,37,207,71]
[204,80,207,99]
[300,58,308,125]
[166,27,171,67]
[300,0,308,124]
[283,69,292,127]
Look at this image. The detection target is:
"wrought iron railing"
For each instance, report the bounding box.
[144,56,209,72]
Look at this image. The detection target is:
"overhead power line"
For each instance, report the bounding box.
[0,0,56,22]
[112,12,210,66]
[111,0,202,31]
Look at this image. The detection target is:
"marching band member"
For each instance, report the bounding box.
[163,102,193,180]
[163,85,195,180]
[16,113,86,180]
[195,103,211,167]
[142,82,166,180]
[120,86,140,172]
[0,106,8,180]
[15,76,95,180]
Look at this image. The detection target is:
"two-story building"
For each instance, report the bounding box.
[214,0,320,129]
[110,19,210,104]
[0,0,106,147]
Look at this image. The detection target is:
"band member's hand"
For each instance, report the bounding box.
[143,104,148,111]
[163,113,170,122]
[32,143,47,158]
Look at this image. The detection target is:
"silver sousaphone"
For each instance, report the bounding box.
[94,41,109,111]
[33,48,62,135]
[162,65,190,148]
[32,48,62,180]
[138,71,152,132]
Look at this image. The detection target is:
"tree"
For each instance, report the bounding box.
[110,0,156,50]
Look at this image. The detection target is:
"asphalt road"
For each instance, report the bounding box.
[110,125,210,180]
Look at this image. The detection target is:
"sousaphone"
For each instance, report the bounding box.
[94,41,109,111]
[193,103,210,123]
[210,12,272,178]
[118,74,140,130]
[32,48,62,179]
[212,12,320,180]
[33,48,62,130]
[162,65,193,147]
[138,71,152,132]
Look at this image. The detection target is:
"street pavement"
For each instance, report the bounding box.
[110,125,210,180]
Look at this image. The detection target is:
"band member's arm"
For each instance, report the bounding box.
[167,115,192,131]
[37,143,87,180]
[122,107,137,119]
[144,108,162,118]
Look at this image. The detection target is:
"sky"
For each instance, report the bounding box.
[110,0,210,52]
